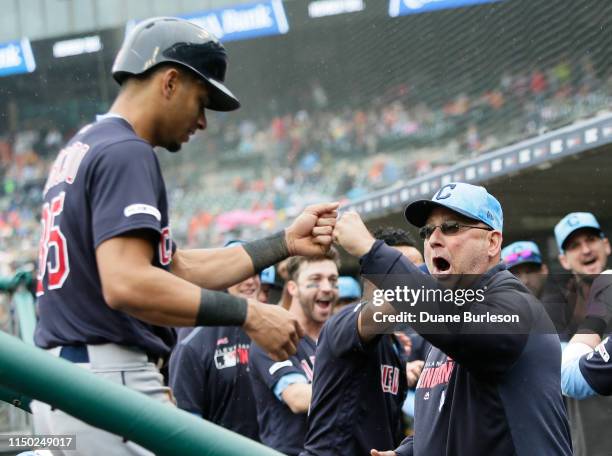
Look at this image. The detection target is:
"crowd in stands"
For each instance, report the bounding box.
[1,55,611,272]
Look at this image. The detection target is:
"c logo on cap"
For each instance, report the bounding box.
[436,184,456,200]
[567,215,580,227]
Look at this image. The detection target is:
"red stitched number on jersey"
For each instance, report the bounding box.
[36,192,70,296]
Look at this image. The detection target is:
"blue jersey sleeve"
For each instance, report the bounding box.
[169,329,207,416]
[561,356,596,399]
[88,139,163,247]
[249,343,305,391]
[578,336,612,396]
[394,436,414,456]
[273,373,309,400]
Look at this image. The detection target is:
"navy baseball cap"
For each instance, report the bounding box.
[404,182,503,232]
[501,241,542,269]
[554,212,604,252]
[338,276,361,300]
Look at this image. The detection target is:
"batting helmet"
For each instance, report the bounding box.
[112,17,240,112]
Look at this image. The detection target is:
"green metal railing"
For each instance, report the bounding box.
[0,272,283,455]
[0,271,35,414]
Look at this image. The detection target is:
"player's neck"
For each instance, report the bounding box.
[301,319,323,342]
[108,93,158,146]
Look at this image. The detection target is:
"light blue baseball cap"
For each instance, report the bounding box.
[404,182,503,232]
[338,276,361,300]
[554,212,604,252]
[501,241,542,268]
[260,265,276,285]
[224,239,245,248]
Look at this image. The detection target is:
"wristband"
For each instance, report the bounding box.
[195,289,248,326]
[577,316,607,337]
[243,230,289,273]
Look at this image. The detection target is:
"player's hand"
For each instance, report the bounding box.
[333,211,376,257]
[285,202,339,257]
[370,450,397,456]
[243,300,304,361]
[406,360,425,388]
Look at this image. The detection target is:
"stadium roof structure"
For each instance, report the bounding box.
[347,111,612,246]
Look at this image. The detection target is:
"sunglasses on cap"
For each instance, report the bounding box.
[504,249,537,264]
[419,221,493,240]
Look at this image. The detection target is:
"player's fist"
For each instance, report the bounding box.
[285,202,339,257]
[243,300,304,361]
[333,211,375,257]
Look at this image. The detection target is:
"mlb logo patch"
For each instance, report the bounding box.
[214,346,238,369]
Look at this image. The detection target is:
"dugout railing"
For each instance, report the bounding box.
[0,272,35,455]
[0,272,283,456]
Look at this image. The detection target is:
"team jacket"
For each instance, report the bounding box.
[301,304,407,455]
[169,326,259,441]
[362,241,572,456]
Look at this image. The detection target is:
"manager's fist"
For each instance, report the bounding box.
[333,211,375,258]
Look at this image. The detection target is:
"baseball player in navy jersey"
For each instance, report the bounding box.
[332,182,572,456]
[249,250,340,456]
[301,229,424,456]
[31,17,337,455]
[169,241,261,441]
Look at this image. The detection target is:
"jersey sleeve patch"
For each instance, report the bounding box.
[269,360,293,376]
[123,203,162,221]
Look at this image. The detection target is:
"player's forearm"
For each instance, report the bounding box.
[103,264,203,326]
[568,333,601,349]
[171,247,256,289]
[172,231,293,289]
[282,383,312,414]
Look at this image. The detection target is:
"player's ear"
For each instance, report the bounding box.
[488,230,503,260]
[603,237,611,256]
[287,280,299,298]
[160,67,180,99]
[558,253,571,271]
